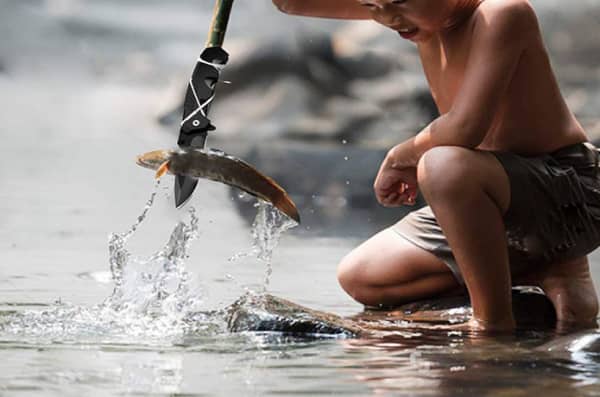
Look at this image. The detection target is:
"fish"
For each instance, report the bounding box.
[136,148,300,223]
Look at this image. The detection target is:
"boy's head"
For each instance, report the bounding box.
[356,0,482,41]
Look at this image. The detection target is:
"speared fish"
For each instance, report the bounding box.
[136,149,300,223]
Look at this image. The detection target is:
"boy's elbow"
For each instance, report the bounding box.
[445,113,488,149]
[459,123,486,148]
[460,133,486,149]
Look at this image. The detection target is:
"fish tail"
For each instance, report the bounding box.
[274,192,301,223]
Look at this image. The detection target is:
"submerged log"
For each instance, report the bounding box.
[225,287,557,337]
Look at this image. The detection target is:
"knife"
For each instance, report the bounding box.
[175,0,234,207]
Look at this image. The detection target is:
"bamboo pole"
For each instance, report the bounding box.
[206,0,235,48]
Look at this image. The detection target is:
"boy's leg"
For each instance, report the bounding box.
[417,146,514,331]
[520,256,599,330]
[337,228,461,307]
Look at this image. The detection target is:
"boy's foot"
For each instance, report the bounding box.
[521,257,599,331]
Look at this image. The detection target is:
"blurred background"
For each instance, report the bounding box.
[1,0,600,310]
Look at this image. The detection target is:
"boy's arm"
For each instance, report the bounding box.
[390,1,536,167]
[272,0,371,19]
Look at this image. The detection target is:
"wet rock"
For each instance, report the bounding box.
[359,286,557,330]
[226,293,362,337]
[539,329,600,355]
[225,288,557,338]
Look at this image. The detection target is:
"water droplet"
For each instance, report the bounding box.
[342,139,347,145]
[346,180,351,185]
[344,156,349,161]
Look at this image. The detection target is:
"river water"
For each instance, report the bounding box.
[2,0,600,396]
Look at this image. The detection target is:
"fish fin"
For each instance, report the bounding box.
[155,161,170,179]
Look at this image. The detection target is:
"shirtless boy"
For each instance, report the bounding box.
[272,0,600,332]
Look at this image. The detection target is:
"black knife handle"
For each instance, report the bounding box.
[178,46,229,148]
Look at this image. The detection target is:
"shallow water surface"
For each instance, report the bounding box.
[2,191,600,397]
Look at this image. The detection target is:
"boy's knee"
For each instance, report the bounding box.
[337,254,388,306]
[337,254,371,302]
[337,254,360,292]
[417,146,477,200]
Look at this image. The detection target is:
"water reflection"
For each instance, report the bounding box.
[119,353,183,394]
[336,329,600,396]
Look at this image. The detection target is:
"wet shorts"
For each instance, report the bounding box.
[393,142,600,285]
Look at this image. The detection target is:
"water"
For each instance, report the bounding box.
[2,190,600,396]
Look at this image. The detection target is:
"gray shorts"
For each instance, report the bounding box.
[393,142,600,285]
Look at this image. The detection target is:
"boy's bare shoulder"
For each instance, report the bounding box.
[477,0,536,17]
[472,0,539,39]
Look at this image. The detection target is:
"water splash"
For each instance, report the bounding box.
[227,200,298,293]
[107,181,160,305]
[251,201,298,292]
[0,184,221,346]
[102,206,202,320]
[0,191,299,346]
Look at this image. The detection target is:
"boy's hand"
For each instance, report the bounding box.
[374,154,418,207]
